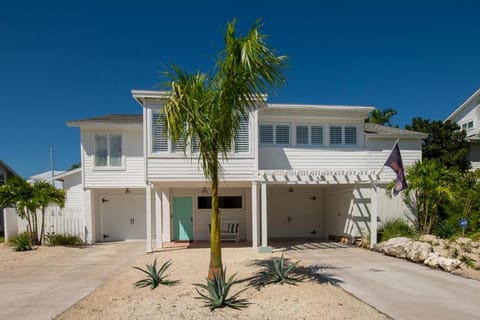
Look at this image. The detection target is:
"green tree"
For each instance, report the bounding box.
[398,159,456,234]
[69,162,81,170]
[0,177,65,245]
[160,19,286,279]
[405,118,470,171]
[367,108,397,126]
[32,181,65,245]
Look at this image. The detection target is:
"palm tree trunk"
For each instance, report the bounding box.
[208,171,222,280]
[40,207,46,245]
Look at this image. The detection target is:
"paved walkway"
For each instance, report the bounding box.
[278,242,480,320]
[0,241,145,320]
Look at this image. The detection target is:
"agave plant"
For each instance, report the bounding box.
[264,254,299,285]
[194,268,249,310]
[132,258,178,289]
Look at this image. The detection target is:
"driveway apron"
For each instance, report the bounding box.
[0,241,145,320]
[280,242,480,320]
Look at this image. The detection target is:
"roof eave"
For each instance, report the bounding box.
[445,88,480,121]
[364,132,428,139]
[66,122,142,128]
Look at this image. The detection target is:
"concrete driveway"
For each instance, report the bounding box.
[0,241,145,320]
[278,242,480,320]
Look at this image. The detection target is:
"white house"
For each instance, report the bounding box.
[63,90,426,252]
[445,88,480,169]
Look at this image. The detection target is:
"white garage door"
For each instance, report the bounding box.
[268,187,325,238]
[100,194,146,241]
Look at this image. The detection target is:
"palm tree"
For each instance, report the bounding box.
[32,181,65,245]
[161,19,286,279]
[400,159,456,234]
[367,108,397,126]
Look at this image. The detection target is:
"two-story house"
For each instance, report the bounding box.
[445,88,480,169]
[64,90,426,252]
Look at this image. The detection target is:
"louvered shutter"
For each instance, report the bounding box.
[152,112,168,152]
[296,126,309,145]
[275,125,290,145]
[311,126,324,145]
[235,115,250,153]
[260,124,273,144]
[344,126,357,145]
[329,126,342,145]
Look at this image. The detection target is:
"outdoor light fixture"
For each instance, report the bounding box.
[124,188,131,194]
[288,187,294,193]
[201,187,208,194]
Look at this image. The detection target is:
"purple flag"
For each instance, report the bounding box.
[384,142,407,196]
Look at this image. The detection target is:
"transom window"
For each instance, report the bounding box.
[259,124,290,145]
[94,134,122,167]
[198,196,243,209]
[329,126,357,146]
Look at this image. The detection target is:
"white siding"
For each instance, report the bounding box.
[449,100,480,137]
[82,128,145,188]
[63,171,83,208]
[148,157,256,182]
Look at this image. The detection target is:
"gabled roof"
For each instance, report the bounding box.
[54,168,81,181]
[0,160,19,177]
[67,114,142,127]
[364,123,428,139]
[445,88,480,121]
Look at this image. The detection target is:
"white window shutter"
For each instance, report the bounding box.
[235,115,250,153]
[152,112,168,152]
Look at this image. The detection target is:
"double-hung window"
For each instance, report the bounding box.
[329,125,357,146]
[260,123,290,145]
[94,133,123,168]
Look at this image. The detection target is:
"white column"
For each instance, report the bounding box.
[370,183,378,248]
[154,188,163,249]
[146,184,153,253]
[261,183,268,248]
[83,189,95,244]
[161,189,171,243]
[251,181,259,248]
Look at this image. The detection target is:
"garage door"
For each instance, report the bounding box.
[268,188,324,238]
[100,194,146,241]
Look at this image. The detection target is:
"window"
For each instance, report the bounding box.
[94,134,122,167]
[260,123,291,145]
[311,126,324,145]
[0,173,5,185]
[296,126,309,145]
[329,126,342,145]
[198,196,243,209]
[468,121,474,129]
[234,115,250,153]
[328,125,357,146]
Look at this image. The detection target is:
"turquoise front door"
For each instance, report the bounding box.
[173,196,193,241]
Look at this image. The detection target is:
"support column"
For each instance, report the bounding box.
[83,189,95,244]
[370,183,378,248]
[146,184,153,253]
[251,181,259,248]
[161,189,171,243]
[260,183,271,252]
[154,188,163,249]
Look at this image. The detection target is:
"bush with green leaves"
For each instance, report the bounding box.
[194,268,249,311]
[11,232,33,251]
[433,220,460,239]
[263,254,299,285]
[378,218,417,242]
[133,258,177,289]
[45,233,83,246]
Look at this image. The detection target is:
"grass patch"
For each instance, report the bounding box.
[378,218,418,242]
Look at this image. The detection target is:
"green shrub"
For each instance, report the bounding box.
[378,218,417,242]
[263,254,299,285]
[11,232,33,251]
[433,220,460,239]
[133,258,178,289]
[194,268,249,311]
[45,233,83,246]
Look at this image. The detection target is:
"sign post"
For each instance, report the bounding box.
[459,218,468,237]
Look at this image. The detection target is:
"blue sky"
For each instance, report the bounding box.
[1,0,480,178]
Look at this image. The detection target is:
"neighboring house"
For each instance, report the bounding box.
[445,88,480,169]
[29,170,65,189]
[64,90,427,252]
[0,160,19,237]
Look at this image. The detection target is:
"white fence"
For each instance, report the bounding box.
[8,206,85,242]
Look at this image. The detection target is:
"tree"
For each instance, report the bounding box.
[405,118,470,172]
[160,19,286,279]
[32,181,65,245]
[69,162,81,170]
[398,159,456,234]
[367,108,397,126]
[0,177,65,245]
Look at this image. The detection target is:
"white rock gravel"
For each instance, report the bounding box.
[55,246,389,320]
